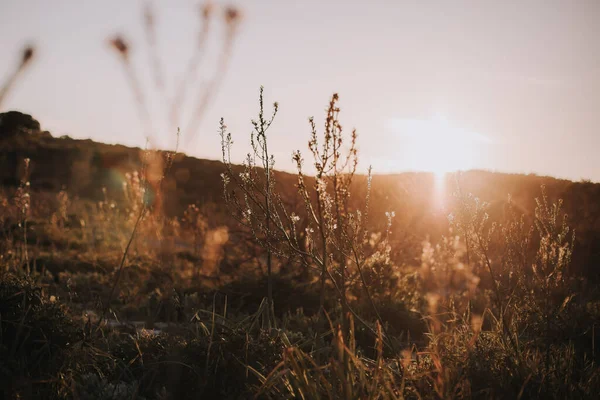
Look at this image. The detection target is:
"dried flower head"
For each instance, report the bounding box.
[21,46,35,67]
[224,6,242,26]
[110,36,129,58]
[143,3,154,28]
[201,1,214,20]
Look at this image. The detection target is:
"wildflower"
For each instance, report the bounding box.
[316,178,326,193]
[239,171,251,182]
[220,173,230,186]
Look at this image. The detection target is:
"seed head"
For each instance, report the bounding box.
[143,4,154,28]
[224,6,242,26]
[21,46,35,67]
[201,1,214,20]
[109,36,129,59]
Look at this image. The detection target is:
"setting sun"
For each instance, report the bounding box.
[387,114,490,176]
[386,114,492,210]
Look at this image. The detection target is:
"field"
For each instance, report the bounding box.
[1,3,600,398]
[1,107,600,399]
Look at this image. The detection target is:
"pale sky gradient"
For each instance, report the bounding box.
[1,0,599,181]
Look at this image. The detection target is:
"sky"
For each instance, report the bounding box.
[1,0,599,181]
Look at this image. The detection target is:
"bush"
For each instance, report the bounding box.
[0,111,41,139]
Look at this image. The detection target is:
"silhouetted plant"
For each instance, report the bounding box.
[220,86,280,328]
[13,158,31,273]
[108,1,241,144]
[221,91,398,376]
[0,45,35,109]
[292,93,358,314]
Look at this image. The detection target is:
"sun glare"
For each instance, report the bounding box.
[387,114,491,210]
[419,114,478,174]
[388,114,490,176]
[389,114,492,173]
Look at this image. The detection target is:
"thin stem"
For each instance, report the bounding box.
[95,206,146,332]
